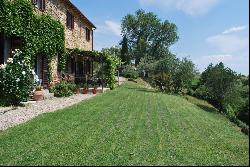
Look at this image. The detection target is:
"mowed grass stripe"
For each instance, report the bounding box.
[0,81,249,166]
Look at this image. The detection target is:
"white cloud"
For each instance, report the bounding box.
[94,20,121,51]
[96,20,121,37]
[223,26,248,34]
[194,53,249,75]
[105,20,121,36]
[202,54,233,62]
[139,0,220,16]
[206,34,249,53]
[194,54,233,68]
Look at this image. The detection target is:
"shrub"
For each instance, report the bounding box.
[121,65,139,79]
[0,50,34,105]
[224,105,249,135]
[52,81,75,97]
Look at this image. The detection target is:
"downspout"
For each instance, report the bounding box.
[92,27,96,51]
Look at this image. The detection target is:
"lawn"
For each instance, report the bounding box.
[0,80,249,166]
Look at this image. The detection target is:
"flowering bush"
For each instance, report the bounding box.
[0,50,34,105]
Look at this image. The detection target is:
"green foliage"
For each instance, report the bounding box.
[52,81,75,97]
[140,53,196,94]
[121,9,179,65]
[120,35,130,65]
[137,56,156,77]
[67,48,120,90]
[172,57,196,93]
[194,63,249,129]
[198,62,240,111]
[0,0,65,83]
[0,50,34,105]
[121,65,139,79]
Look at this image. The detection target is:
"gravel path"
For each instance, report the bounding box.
[0,80,126,131]
[0,92,101,131]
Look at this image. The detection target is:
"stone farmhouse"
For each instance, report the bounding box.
[0,0,96,87]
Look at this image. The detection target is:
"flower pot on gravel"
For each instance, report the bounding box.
[33,86,44,101]
[82,83,88,94]
[83,88,88,94]
[92,88,97,94]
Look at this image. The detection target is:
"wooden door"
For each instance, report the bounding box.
[35,54,48,88]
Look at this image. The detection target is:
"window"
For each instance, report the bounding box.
[86,27,91,41]
[32,0,45,11]
[66,11,74,30]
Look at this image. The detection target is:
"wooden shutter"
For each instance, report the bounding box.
[42,55,49,88]
[41,0,45,11]
[86,28,90,41]
[72,15,74,29]
[86,28,88,41]
[66,12,69,28]
[32,0,37,5]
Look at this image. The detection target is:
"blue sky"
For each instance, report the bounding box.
[71,0,249,75]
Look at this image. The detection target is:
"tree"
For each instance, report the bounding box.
[120,35,130,65]
[172,57,196,93]
[198,62,240,110]
[121,9,179,65]
[101,46,121,59]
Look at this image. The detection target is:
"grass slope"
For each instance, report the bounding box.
[0,80,249,165]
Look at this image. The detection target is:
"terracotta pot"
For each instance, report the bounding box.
[92,88,97,94]
[33,90,44,101]
[75,89,80,94]
[83,88,88,94]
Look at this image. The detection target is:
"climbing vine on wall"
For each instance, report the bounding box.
[66,48,120,90]
[0,0,119,89]
[0,0,65,82]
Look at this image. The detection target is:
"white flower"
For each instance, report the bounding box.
[31,70,36,75]
[34,75,40,82]
[0,64,7,70]
[22,71,26,75]
[16,78,20,82]
[7,58,13,64]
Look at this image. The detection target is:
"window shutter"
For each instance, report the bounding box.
[86,27,88,41]
[41,0,45,11]
[66,12,70,28]
[72,16,74,29]
[32,0,37,5]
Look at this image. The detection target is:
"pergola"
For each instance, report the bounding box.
[65,49,105,92]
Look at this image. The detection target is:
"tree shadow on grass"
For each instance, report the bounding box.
[184,96,219,113]
[196,104,218,113]
[126,87,159,94]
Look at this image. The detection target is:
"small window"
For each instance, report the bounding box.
[86,27,91,41]
[66,11,74,30]
[33,0,45,11]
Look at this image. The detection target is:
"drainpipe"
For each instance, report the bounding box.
[92,28,94,51]
[92,27,96,51]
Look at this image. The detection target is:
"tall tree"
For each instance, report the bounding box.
[120,35,130,65]
[121,9,179,65]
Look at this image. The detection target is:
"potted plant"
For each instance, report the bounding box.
[74,84,81,94]
[82,83,89,94]
[92,83,98,94]
[33,85,44,101]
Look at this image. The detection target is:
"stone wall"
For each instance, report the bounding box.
[33,0,93,51]
[32,0,95,85]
